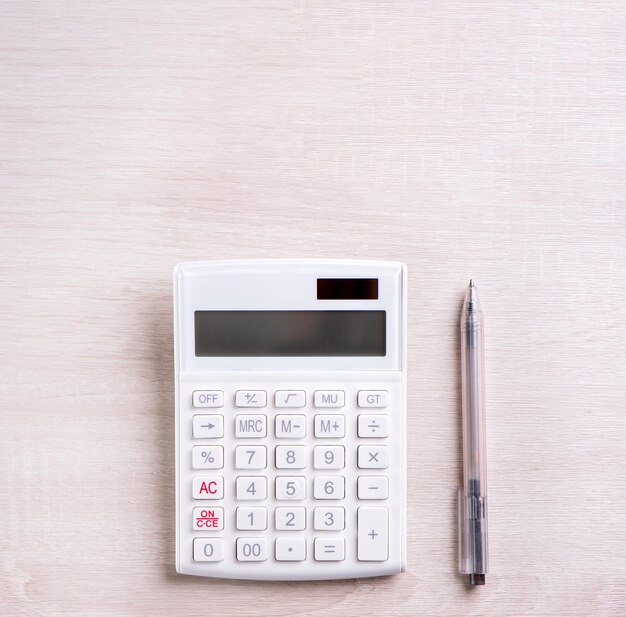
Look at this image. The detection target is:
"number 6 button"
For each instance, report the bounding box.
[313,476,345,499]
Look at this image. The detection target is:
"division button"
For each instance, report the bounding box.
[357,414,389,438]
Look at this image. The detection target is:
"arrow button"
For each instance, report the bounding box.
[192,415,224,439]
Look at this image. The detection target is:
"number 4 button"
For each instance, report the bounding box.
[236,476,267,500]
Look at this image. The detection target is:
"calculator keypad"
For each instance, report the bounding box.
[184,385,398,577]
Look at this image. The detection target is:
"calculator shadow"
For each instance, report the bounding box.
[146,295,177,579]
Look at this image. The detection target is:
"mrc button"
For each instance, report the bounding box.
[235,415,267,438]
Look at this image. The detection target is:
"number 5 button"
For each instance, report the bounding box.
[275,476,306,500]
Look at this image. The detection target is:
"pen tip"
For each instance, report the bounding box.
[469,279,474,288]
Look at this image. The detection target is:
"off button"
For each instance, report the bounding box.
[192,390,224,408]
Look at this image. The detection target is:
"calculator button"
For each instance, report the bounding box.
[275,390,306,408]
[236,476,267,500]
[314,390,345,408]
[314,538,345,561]
[274,507,306,530]
[357,415,389,438]
[314,507,345,531]
[357,507,388,561]
[357,390,389,408]
[314,415,345,438]
[358,445,389,469]
[192,415,224,439]
[235,415,267,438]
[275,445,306,469]
[235,390,267,407]
[236,538,268,562]
[275,476,307,500]
[192,445,224,469]
[236,507,268,530]
[275,415,306,438]
[357,476,389,500]
[313,445,345,469]
[192,476,224,499]
[235,445,267,470]
[193,506,224,530]
[313,476,345,500]
[192,390,224,408]
[193,538,225,562]
[275,538,306,561]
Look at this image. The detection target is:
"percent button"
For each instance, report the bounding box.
[192,445,224,469]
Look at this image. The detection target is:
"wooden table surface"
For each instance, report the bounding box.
[1,2,625,615]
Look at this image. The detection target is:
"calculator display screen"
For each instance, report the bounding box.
[194,311,386,357]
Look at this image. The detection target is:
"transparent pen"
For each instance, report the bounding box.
[458,280,489,585]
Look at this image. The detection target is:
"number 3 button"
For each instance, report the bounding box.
[314,507,345,530]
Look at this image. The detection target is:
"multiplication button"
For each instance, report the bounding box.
[357,445,388,469]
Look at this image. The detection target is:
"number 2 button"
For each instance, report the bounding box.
[275,507,306,530]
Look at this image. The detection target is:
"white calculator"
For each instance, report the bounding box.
[174,259,406,580]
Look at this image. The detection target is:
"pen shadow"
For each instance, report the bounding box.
[452,290,472,591]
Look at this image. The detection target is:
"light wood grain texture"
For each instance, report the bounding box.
[1,1,625,615]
